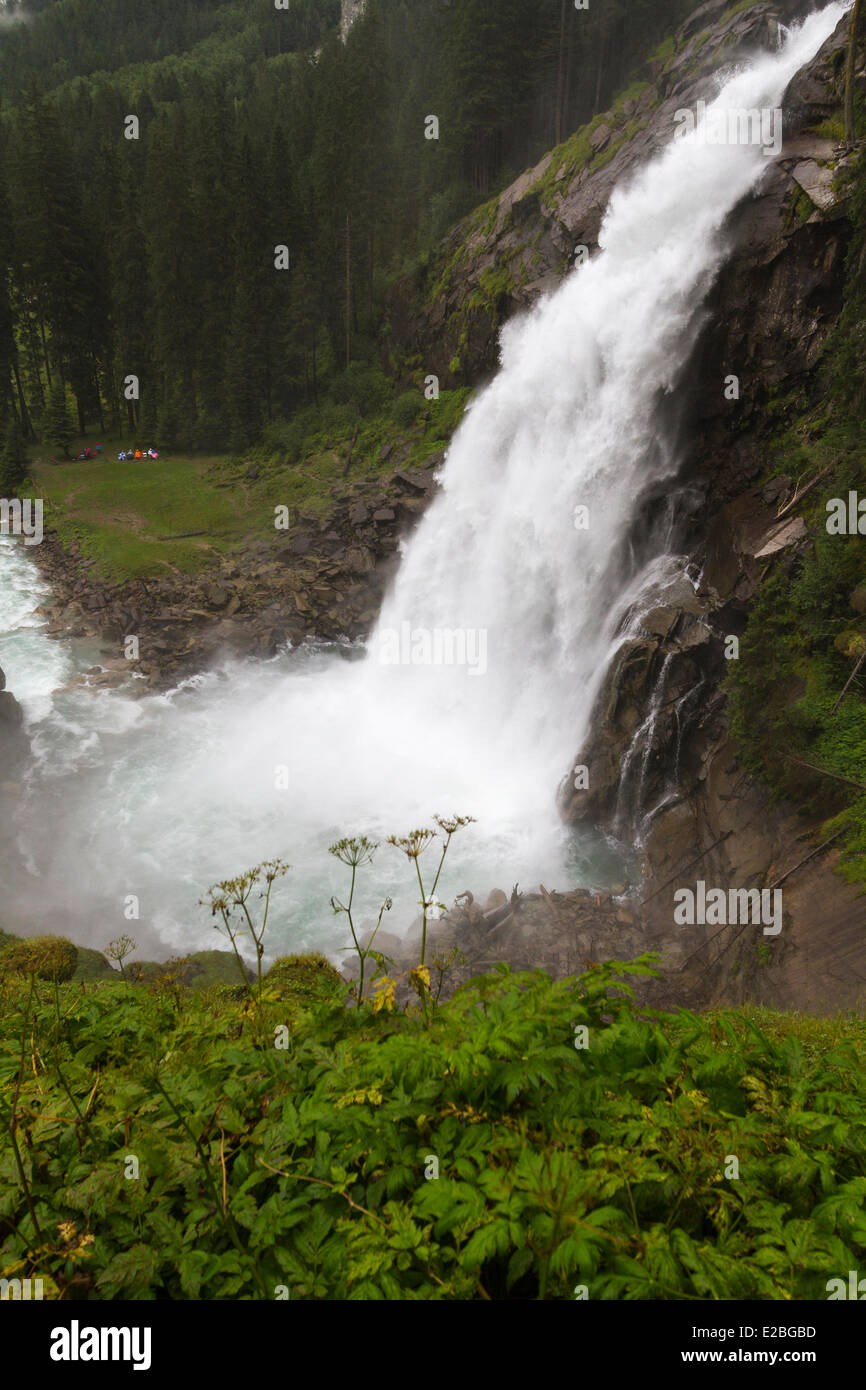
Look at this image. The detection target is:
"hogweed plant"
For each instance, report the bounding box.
[106,935,137,982]
[388,814,475,968]
[200,859,290,998]
[328,836,392,1005]
[431,944,466,1004]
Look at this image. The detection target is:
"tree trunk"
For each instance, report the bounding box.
[564,15,575,139]
[594,31,607,113]
[39,319,52,388]
[345,212,351,370]
[12,359,32,440]
[555,0,567,146]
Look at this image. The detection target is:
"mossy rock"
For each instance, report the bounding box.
[125,949,253,990]
[72,947,119,983]
[184,950,253,991]
[264,952,346,1006]
[0,934,79,982]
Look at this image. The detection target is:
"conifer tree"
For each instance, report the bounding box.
[43,378,76,458]
[0,413,27,496]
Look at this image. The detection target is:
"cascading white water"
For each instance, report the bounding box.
[0,534,71,715]
[0,5,847,959]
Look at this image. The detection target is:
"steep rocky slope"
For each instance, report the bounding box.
[11,0,863,1010]
[385,0,866,1012]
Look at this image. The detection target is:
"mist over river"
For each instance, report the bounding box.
[0,3,846,965]
[1,533,627,958]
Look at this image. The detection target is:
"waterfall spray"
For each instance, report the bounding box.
[0,5,848,956]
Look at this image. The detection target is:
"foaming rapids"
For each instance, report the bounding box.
[0,5,847,959]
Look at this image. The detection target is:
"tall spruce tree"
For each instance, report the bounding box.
[0,413,27,496]
[43,378,76,458]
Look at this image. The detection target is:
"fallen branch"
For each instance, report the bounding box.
[784,755,866,793]
[679,829,845,973]
[767,828,845,891]
[832,650,866,714]
[775,466,830,520]
[680,919,748,976]
[539,881,567,932]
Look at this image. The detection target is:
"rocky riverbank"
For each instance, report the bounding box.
[28,461,441,692]
[342,882,700,1011]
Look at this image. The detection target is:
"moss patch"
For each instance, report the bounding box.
[264,951,347,1008]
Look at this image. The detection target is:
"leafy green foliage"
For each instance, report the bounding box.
[264,953,347,1010]
[2,954,866,1300]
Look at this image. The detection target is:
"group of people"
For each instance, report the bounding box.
[117,447,159,461]
[50,442,162,464]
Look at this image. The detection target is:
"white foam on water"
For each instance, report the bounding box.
[0,4,847,958]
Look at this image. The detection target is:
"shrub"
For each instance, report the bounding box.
[329,364,390,416]
[0,934,79,982]
[391,390,423,429]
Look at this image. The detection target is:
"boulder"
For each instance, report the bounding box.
[589,122,613,153]
[0,690,23,728]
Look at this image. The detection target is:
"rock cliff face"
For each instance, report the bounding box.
[390,0,850,391]
[387,0,866,1011]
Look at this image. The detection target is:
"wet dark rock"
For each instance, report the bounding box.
[0,690,24,728]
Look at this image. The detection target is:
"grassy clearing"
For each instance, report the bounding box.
[20,388,469,583]
[28,449,259,580]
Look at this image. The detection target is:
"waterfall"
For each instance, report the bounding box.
[0,5,847,958]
